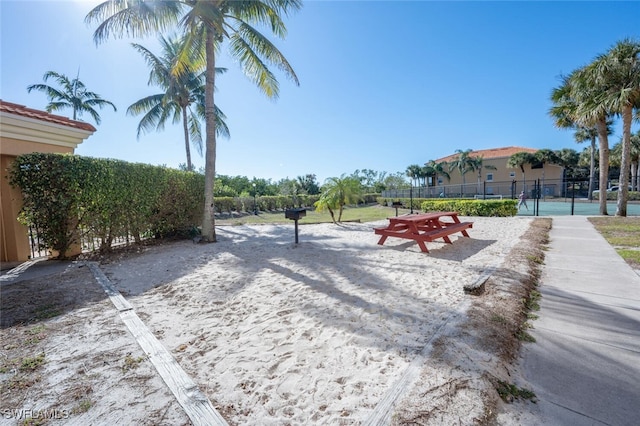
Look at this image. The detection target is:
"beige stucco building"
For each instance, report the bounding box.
[1,100,95,264]
[432,146,565,197]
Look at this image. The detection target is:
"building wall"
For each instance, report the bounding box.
[1,101,93,264]
[435,156,565,196]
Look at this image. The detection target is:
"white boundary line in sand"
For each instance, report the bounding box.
[363,299,472,425]
[85,261,228,426]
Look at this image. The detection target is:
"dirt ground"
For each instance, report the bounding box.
[0,219,549,425]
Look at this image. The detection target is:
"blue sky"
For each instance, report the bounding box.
[1,1,639,184]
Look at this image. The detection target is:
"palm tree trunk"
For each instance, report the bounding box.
[182,106,192,171]
[596,118,610,215]
[588,136,596,201]
[201,29,217,241]
[615,106,633,217]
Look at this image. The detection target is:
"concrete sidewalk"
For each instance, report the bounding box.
[499,216,640,425]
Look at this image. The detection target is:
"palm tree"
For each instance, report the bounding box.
[590,39,640,216]
[405,164,421,188]
[573,123,613,200]
[534,149,559,199]
[127,36,230,171]
[314,176,362,223]
[448,149,476,188]
[507,151,535,192]
[27,70,116,124]
[471,155,497,194]
[87,0,301,242]
[552,67,613,215]
[425,160,450,195]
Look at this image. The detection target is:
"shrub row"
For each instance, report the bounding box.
[377,197,517,217]
[9,153,319,258]
[9,153,205,257]
[214,195,319,214]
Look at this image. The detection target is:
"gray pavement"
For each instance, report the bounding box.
[499,216,640,425]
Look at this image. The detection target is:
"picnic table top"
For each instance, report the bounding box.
[387,211,459,223]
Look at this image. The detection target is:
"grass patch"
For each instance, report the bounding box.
[122,353,145,372]
[215,205,400,226]
[490,313,507,324]
[496,380,537,403]
[26,325,46,335]
[72,399,93,414]
[19,353,46,372]
[34,304,61,320]
[589,217,640,269]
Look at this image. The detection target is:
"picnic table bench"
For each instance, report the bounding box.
[374,211,473,253]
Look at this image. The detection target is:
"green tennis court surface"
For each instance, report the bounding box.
[516,200,640,216]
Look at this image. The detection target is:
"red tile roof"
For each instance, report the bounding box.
[433,146,539,163]
[0,100,96,133]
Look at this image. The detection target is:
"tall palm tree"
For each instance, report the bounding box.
[86,0,301,242]
[27,70,116,124]
[552,67,613,215]
[507,151,534,192]
[127,36,230,171]
[590,39,640,216]
[448,149,476,186]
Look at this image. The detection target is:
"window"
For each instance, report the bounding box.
[486,173,494,182]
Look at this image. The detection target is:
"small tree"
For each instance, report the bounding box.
[314,175,362,223]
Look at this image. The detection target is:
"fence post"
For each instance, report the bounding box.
[571,179,575,215]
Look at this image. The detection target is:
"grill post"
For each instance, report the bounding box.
[285,208,307,244]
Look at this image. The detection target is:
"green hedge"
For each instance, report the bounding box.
[8,153,322,258]
[377,197,517,217]
[9,153,205,257]
[420,199,517,217]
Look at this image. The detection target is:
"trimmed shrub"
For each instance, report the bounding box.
[9,153,205,258]
[420,199,517,217]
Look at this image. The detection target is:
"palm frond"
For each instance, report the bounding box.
[86,0,184,44]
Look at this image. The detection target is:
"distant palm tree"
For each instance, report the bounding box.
[471,156,497,193]
[573,123,613,200]
[314,175,362,223]
[425,160,450,195]
[507,152,535,192]
[86,0,301,242]
[448,149,476,187]
[27,71,116,124]
[127,36,229,171]
[534,149,560,199]
[405,164,422,189]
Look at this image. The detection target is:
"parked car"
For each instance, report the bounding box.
[592,185,633,197]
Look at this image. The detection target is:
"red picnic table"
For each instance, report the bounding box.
[374,211,473,253]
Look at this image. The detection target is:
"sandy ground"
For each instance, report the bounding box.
[1,216,544,425]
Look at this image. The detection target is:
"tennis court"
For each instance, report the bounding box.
[516,199,640,216]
